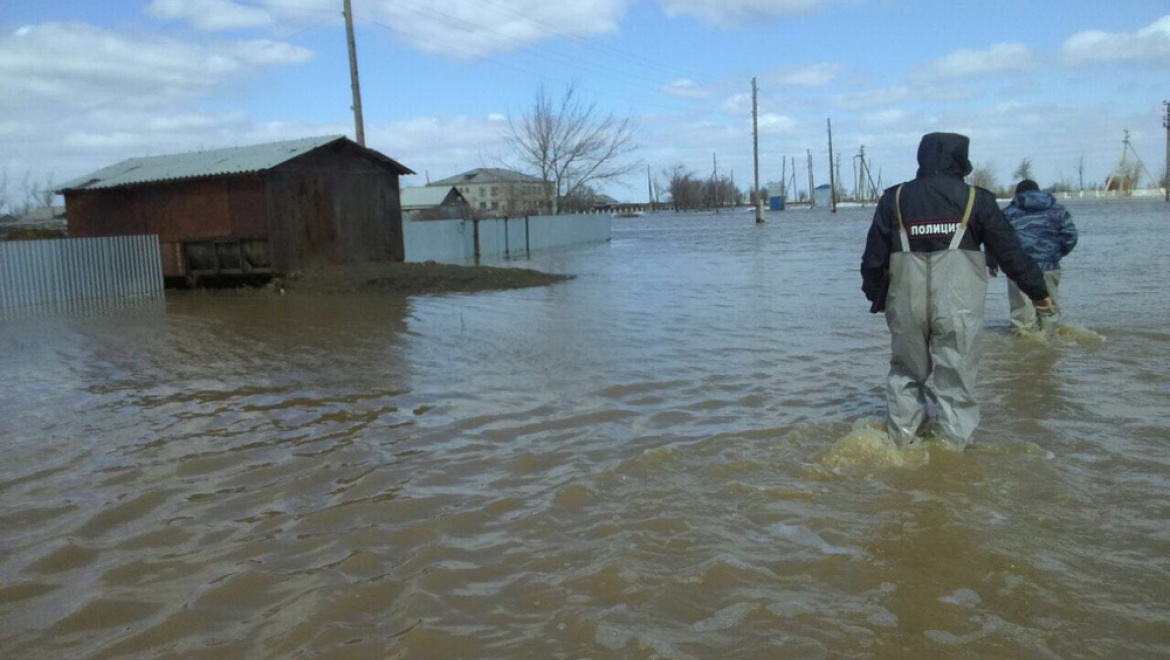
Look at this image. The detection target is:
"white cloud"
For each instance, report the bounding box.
[0,22,311,113]
[831,86,911,111]
[761,63,838,87]
[230,39,315,66]
[862,108,907,126]
[367,0,630,59]
[920,42,1037,80]
[0,20,315,185]
[658,0,835,28]
[146,0,274,31]
[142,0,634,60]
[662,79,710,100]
[720,92,752,115]
[1060,14,1170,67]
[757,113,799,133]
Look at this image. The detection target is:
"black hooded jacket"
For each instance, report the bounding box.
[860,132,1048,307]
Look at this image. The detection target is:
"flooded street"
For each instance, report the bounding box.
[2,197,1168,658]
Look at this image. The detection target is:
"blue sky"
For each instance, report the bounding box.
[2,0,1168,206]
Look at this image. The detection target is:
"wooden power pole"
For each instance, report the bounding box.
[343,0,365,146]
[807,149,815,208]
[752,77,764,223]
[826,118,837,213]
[1163,100,1169,202]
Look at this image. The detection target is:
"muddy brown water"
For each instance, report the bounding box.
[2,198,1168,658]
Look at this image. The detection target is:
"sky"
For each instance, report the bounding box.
[2,0,1169,208]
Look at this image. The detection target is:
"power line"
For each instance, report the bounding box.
[382,1,690,91]
[361,18,684,115]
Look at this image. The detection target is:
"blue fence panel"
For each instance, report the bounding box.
[403,214,611,264]
[399,220,475,263]
[0,235,164,312]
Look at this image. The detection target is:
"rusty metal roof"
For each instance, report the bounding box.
[57,135,411,191]
[429,168,545,186]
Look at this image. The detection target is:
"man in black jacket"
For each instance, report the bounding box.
[860,132,1052,448]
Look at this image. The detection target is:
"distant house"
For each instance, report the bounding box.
[56,135,413,285]
[15,206,67,226]
[401,186,471,221]
[427,168,549,216]
[0,205,67,240]
[589,194,621,211]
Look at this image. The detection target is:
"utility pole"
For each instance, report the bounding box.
[1163,100,1169,202]
[712,152,719,213]
[857,145,878,205]
[779,156,787,201]
[807,149,815,208]
[826,118,837,213]
[752,78,764,223]
[789,156,798,203]
[342,0,365,146]
[856,145,866,205]
[835,153,843,205]
[647,163,655,212]
[856,152,865,203]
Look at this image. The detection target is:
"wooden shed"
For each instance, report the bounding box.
[57,135,414,285]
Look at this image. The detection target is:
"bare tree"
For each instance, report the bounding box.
[560,184,600,213]
[1012,158,1033,183]
[664,164,702,210]
[703,176,739,209]
[1051,176,1075,193]
[0,169,56,216]
[968,162,1001,195]
[506,83,641,214]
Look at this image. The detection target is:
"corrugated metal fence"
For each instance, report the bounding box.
[0,235,164,312]
[404,214,611,264]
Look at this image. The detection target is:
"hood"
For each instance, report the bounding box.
[1014,189,1056,212]
[915,132,973,178]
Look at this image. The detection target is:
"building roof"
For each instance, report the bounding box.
[428,168,544,186]
[57,135,413,192]
[400,186,464,210]
[17,206,67,223]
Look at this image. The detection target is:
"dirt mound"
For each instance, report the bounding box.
[276,261,573,296]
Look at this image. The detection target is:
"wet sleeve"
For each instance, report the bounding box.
[1059,211,1078,257]
[860,200,893,303]
[986,204,1015,271]
[979,198,1049,300]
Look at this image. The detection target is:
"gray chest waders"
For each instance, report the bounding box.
[884,186,988,447]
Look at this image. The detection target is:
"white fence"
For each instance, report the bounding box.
[404,214,611,264]
[0,235,164,312]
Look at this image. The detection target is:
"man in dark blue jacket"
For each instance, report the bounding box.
[993,179,1078,334]
[861,133,1052,448]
